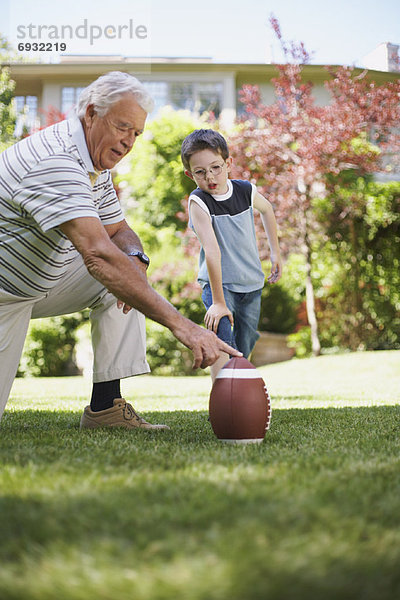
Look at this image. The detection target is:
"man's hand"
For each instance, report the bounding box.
[172,320,241,369]
[204,302,234,333]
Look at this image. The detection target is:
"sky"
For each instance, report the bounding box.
[1,0,399,67]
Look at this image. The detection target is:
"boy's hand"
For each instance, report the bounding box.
[267,256,283,284]
[204,303,234,333]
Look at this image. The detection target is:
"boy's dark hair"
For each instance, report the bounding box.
[181,129,229,171]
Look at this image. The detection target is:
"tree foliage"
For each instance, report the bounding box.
[0,36,16,151]
[116,108,200,230]
[316,178,400,351]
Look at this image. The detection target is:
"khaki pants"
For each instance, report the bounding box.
[0,255,150,420]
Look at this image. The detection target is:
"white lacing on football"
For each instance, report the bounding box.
[264,385,272,431]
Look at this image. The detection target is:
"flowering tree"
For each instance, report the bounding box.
[38,106,66,129]
[229,16,400,355]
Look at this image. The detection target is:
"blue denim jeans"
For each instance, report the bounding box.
[201,284,262,359]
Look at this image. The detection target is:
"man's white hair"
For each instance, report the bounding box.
[76,71,154,118]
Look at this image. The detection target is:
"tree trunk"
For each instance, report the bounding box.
[304,222,321,357]
[305,260,321,356]
[348,217,363,349]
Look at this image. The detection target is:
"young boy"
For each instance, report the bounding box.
[181,129,282,381]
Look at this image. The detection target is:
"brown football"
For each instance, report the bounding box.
[209,357,272,444]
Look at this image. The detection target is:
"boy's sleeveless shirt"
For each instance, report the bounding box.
[189,179,264,292]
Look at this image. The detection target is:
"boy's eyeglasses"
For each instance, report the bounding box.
[191,163,225,180]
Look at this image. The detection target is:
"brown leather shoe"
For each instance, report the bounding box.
[80,398,169,430]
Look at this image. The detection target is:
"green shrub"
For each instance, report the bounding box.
[287,326,313,358]
[18,314,87,377]
[146,320,205,376]
[314,179,400,351]
[146,257,206,375]
[258,283,298,333]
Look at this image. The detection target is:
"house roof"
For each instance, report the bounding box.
[7,57,400,82]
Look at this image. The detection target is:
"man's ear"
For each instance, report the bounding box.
[184,170,194,180]
[226,156,233,172]
[84,104,96,126]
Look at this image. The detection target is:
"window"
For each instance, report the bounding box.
[195,83,223,117]
[141,81,168,115]
[170,83,194,111]
[61,87,85,116]
[13,96,38,136]
[142,81,223,118]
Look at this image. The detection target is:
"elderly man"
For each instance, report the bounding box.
[0,71,240,429]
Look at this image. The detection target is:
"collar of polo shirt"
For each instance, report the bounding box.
[70,115,99,183]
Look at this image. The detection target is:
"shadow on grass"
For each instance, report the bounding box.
[1,407,400,598]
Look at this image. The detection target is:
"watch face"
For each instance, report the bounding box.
[129,251,150,265]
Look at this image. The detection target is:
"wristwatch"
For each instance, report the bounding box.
[127,250,150,268]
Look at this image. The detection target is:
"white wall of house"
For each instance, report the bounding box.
[42,83,62,112]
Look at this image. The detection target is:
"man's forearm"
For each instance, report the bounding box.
[86,249,208,357]
[61,217,183,331]
[86,247,186,329]
[60,217,241,369]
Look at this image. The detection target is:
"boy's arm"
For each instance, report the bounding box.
[253,190,282,283]
[190,201,234,332]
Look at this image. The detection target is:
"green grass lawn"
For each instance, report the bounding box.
[1,351,400,600]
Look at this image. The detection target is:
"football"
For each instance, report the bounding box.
[209,356,272,444]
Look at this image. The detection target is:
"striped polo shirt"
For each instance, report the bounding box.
[189,179,265,293]
[0,116,123,297]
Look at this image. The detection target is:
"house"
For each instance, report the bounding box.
[8,52,400,135]
[362,42,400,73]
